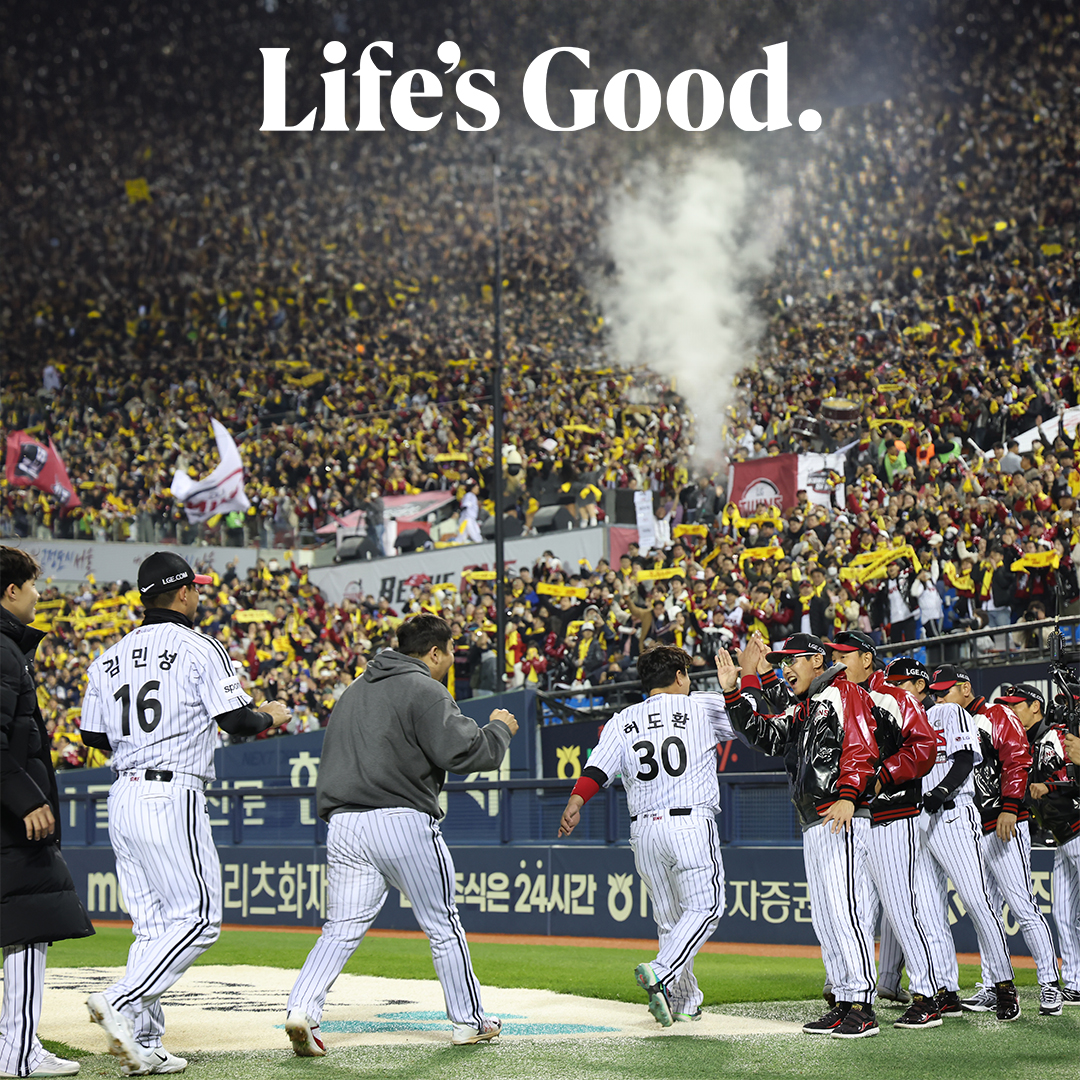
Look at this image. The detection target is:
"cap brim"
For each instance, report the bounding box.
[193,574,213,585]
[994,695,1029,704]
[928,680,956,690]
[766,650,816,664]
[828,642,862,652]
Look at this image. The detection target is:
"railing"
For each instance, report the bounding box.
[537,614,1080,725]
[57,772,801,848]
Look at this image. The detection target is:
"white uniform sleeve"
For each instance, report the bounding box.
[691,691,738,742]
[194,640,253,718]
[79,668,105,733]
[586,711,629,786]
[943,704,981,764]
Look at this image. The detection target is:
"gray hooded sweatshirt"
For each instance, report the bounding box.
[316,649,512,821]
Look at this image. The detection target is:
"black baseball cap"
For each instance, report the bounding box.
[828,630,877,656]
[138,551,212,598]
[885,657,931,685]
[766,633,827,665]
[928,665,971,691]
[995,683,1045,708]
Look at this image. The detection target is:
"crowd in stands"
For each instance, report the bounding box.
[3,0,1080,771]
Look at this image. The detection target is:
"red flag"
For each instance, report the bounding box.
[727,453,798,514]
[5,431,81,508]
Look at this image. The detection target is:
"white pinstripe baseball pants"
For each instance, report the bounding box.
[629,810,725,1016]
[0,943,48,1076]
[803,816,877,1004]
[921,798,1012,988]
[980,821,1058,986]
[863,817,942,997]
[287,808,488,1029]
[102,779,221,1048]
[1054,834,1080,993]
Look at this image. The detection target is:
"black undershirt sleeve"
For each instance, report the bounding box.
[215,705,274,737]
[79,729,112,754]
[937,748,975,798]
[582,765,608,787]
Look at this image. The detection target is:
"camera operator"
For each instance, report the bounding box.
[1024,678,1080,1005]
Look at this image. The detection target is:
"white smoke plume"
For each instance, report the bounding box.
[595,155,788,464]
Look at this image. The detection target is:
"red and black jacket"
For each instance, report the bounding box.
[726,665,878,828]
[1027,718,1080,846]
[971,697,1031,834]
[866,671,937,825]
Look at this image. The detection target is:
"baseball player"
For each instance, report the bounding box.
[875,658,961,1020]
[826,634,942,1029]
[918,666,1019,1021]
[965,683,1061,1015]
[1010,684,1079,1007]
[79,552,291,1075]
[285,614,515,1052]
[558,645,738,1026]
[723,633,882,1039]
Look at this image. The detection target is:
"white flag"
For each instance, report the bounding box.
[798,450,848,512]
[170,419,251,523]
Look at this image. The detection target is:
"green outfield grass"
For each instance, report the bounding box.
[45,928,1076,1080]
[46,926,1041,1005]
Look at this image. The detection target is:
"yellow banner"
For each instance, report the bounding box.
[673,523,709,538]
[636,567,687,582]
[536,582,589,599]
[738,546,784,571]
[1011,551,1060,571]
[430,582,458,592]
[234,609,276,624]
[868,417,917,431]
[462,570,497,581]
[721,503,782,530]
[840,545,922,585]
[434,452,471,462]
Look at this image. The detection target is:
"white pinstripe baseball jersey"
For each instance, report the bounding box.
[922,702,980,795]
[81,622,251,778]
[587,692,736,817]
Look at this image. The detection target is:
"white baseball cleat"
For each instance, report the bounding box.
[86,993,152,1075]
[285,1010,326,1057]
[0,1051,81,1076]
[122,1049,188,1076]
[450,1016,502,1045]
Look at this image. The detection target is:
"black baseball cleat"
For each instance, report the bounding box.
[1060,986,1080,1005]
[831,1005,879,1039]
[935,990,963,1017]
[995,981,1020,1022]
[802,1003,850,1035]
[894,994,943,1029]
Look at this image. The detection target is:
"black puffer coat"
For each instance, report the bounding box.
[1,607,94,947]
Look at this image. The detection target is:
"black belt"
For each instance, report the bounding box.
[144,769,174,782]
[630,807,692,822]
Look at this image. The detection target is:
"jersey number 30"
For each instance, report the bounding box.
[113,681,163,735]
[633,737,687,781]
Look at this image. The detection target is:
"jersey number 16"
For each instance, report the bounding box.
[114,681,163,735]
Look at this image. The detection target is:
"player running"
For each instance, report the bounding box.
[559,645,738,1026]
[80,552,291,1075]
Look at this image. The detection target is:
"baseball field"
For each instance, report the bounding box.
[36,925,1080,1080]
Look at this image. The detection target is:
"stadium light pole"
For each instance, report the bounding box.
[491,149,507,686]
